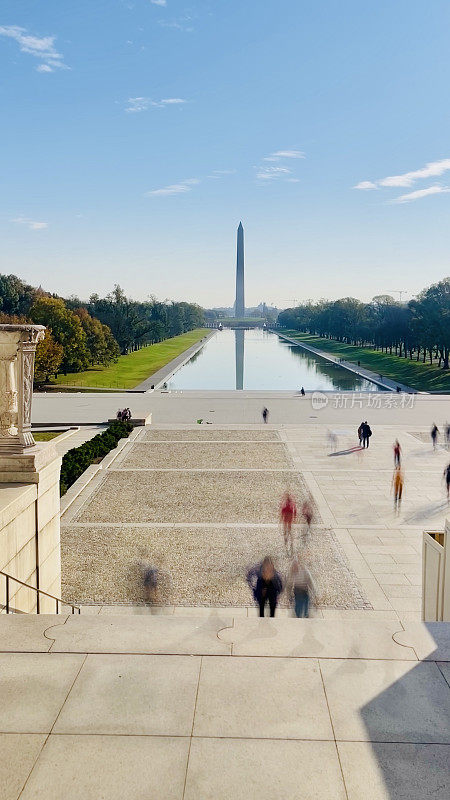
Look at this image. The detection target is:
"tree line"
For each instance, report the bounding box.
[0,274,205,384]
[74,285,205,354]
[277,277,450,369]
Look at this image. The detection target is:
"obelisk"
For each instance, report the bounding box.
[235,221,245,318]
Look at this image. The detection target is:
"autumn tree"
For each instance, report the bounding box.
[73,307,119,366]
[34,331,64,385]
[29,296,90,374]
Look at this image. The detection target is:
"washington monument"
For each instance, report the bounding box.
[235,221,245,318]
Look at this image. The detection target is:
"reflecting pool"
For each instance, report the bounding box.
[168,329,380,391]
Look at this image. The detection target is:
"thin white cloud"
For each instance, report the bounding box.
[126,96,187,112]
[12,217,48,230]
[159,16,193,32]
[355,158,450,190]
[390,185,450,204]
[354,180,377,190]
[0,25,68,72]
[126,97,149,113]
[256,149,304,183]
[206,169,237,178]
[160,98,185,105]
[264,149,304,162]
[256,166,292,181]
[150,0,167,5]
[145,178,200,196]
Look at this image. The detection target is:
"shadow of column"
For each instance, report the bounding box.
[353,623,450,798]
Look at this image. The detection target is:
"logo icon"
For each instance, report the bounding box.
[311,391,328,410]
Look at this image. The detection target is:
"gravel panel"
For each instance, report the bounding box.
[118,443,291,470]
[142,429,279,441]
[75,471,305,524]
[61,524,369,609]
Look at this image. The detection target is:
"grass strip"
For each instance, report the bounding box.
[32,430,66,441]
[50,328,210,389]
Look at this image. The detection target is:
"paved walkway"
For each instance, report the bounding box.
[51,426,107,457]
[281,424,449,621]
[31,389,450,427]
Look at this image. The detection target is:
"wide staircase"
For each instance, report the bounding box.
[1,596,449,800]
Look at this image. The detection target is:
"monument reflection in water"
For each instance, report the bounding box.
[168,329,382,391]
[235,329,244,390]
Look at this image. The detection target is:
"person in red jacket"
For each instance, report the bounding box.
[393,439,401,467]
[280,492,297,556]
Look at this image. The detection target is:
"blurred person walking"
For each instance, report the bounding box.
[393,439,402,467]
[301,496,314,543]
[286,557,316,618]
[327,429,337,453]
[443,463,450,501]
[247,557,283,617]
[445,422,450,446]
[391,466,404,513]
[280,492,297,556]
[262,407,269,424]
[137,555,159,605]
[431,423,439,450]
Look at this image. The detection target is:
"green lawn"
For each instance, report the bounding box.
[282,331,450,393]
[50,329,210,390]
[33,430,67,441]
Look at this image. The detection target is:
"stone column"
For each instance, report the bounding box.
[0,324,45,453]
[0,324,62,612]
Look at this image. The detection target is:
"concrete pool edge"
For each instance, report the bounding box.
[273,331,418,394]
[135,330,217,392]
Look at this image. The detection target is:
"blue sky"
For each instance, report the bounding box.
[1,1,450,308]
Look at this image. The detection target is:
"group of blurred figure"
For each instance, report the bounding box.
[116,407,132,422]
[392,423,450,513]
[246,492,316,619]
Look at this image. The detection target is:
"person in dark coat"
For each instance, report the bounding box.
[247,557,282,617]
[362,421,372,448]
[431,423,439,450]
[357,421,364,445]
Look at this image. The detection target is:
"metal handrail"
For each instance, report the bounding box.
[0,570,80,615]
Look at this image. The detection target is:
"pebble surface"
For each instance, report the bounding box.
[62,428,370,609]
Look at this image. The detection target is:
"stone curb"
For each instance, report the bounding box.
[135,330,216,392]
[273,331,418,393]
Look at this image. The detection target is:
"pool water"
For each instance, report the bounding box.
[168,329,380,391]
